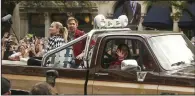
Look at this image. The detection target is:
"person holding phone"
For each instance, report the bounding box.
[2,32,14,60]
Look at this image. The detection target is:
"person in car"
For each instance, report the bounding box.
[109,44,130,69]
[46,22,67,52]
[66,17,95,68]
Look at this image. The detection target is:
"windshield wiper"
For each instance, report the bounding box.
[171,61,185,67]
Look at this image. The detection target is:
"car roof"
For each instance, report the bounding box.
[96,30,183,38]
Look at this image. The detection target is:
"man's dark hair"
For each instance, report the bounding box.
[1,77,11,95]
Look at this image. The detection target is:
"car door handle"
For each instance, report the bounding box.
[95,72,109,76]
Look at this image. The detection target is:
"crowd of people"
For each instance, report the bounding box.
[1,16,88,95]
[2,32,46,61]
[1,16,91,95]
[2,16,88,65]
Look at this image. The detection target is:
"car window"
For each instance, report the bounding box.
[101,38,157,71]
[136,41,157,71]
[101,39,133,69]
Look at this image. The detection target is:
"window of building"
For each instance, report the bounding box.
[51,13,68,27]
[74,13,92,32]
[51,13,93,32]
[28,13,45,37]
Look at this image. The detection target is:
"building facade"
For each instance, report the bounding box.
[11,1,193,40]
[11,1,117,39]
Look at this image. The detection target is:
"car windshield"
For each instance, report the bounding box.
[148,34,195,70]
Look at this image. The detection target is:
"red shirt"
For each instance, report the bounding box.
[73,29,95,64]
[73,29,85,57]
[109,59,123,69]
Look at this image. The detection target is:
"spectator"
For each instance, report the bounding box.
[1,32,48,61]
[30,82,58,95]
[1,77,11,95]
[2,32,14,60]
[29,43,44,57]
[8,45,29,61]
[28,37,45,57]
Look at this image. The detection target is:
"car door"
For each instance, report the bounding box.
[92,35,161,95]
[2,35,93,95]
[41,35,94,95]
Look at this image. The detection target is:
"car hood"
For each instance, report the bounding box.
[171,65,195,78]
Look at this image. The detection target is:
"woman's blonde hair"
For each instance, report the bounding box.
[51,22,68,42]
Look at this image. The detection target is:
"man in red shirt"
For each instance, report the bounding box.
[67,17,95,68]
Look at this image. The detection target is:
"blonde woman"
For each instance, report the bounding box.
[46,21,68,52]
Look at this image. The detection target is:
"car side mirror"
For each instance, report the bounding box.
[121,60,141,71]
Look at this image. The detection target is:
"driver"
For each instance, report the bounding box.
[109,44,130,69]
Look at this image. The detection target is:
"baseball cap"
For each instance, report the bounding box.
[1,77,11,95]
